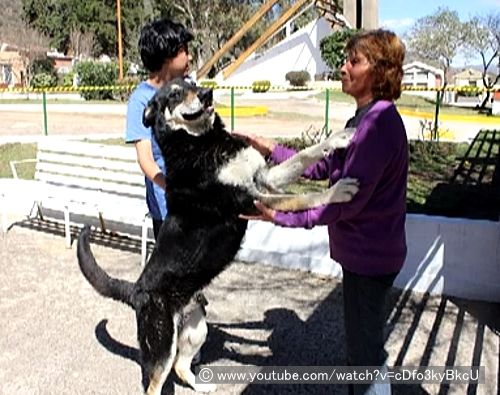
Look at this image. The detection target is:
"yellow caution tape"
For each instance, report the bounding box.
[0,84,497,94]
[0,85,136,93]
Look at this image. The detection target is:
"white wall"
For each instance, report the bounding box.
[223,18,332,86]
[237,214,500,303]
[403,67,438,88]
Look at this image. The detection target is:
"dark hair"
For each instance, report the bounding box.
[345,29,405,101]
[139,19,194,73]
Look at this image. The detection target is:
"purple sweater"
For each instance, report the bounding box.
[271,100,408,275]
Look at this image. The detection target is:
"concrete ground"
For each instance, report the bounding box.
[0,223,498,395]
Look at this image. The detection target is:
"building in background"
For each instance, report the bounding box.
[402,61,444,100]
[343,0,378,29]
[224,17,333,86]
[403,61,444,89]
[0,43,27,87]
[452,68,493,90]
[47,50,74,75]
[222,0,379,86]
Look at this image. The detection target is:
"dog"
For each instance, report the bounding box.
[77,77,359,394]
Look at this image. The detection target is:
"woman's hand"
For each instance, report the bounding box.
[239,201,276,222]
[232,131,276,157]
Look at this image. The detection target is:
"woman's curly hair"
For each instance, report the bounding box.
[345,29,406,101]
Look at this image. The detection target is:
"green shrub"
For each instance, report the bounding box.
[285,70,311,87]
[319,28,359,79]
[61,72,75,87]
[252,80,270,93]
[74,60,119,100]
[115,75,141,102]
[30,72,57,88]
[456,87,480,97]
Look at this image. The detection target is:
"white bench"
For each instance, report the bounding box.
[0,139,153,266]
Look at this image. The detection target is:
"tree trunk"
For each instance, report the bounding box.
[479,90,491,110]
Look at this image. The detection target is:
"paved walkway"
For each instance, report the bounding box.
[0,224,498,394]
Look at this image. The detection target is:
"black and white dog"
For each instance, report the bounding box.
[77,78,358,394]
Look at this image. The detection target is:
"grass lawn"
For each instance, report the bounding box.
[0,143,37,179]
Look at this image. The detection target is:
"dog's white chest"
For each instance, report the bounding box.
[217,147,266,188]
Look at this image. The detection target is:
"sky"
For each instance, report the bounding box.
[378,0,500,66]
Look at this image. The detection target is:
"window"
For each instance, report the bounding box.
[0,64,13,85]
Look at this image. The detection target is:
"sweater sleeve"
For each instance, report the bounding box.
[274,107,401,228]
[270,144,331,180]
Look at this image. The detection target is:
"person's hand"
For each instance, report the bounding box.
[232,131,276,157]
[239,201,276,222]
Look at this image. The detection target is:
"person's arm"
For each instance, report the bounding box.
[253,108,405,228]
[233,131,331,180]
[231,131,275,156]
[134,139,166,190]
[125,88,167,190]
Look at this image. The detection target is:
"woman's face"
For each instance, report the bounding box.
[340,50,374,104]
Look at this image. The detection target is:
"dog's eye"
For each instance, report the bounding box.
[171,90,184,100]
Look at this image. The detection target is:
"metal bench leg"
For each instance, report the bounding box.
[64,205,71,248]
[141,214,149,267]
[98,212,107,232]
[36,202,44,220]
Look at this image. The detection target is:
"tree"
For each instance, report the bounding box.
[405,8,465,139]
[150,0,269,74]
[0,18,50,88]
[21,0,144,58]
[69,29,95,59]
[462,12,500,109]
[405,8,464,88]
[319,28,358,79]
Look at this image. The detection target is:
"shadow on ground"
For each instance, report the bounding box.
[3,220,499,395]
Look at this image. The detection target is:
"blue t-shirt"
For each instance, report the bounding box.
[125,81,167,220]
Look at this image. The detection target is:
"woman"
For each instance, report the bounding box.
[239,29,408,394]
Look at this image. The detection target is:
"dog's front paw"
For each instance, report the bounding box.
[331,177,359,202]
[325,127,356,151]
[192,383,217,393]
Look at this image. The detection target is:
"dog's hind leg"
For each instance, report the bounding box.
[174,306,216,393]
[139,308,180,395]
[259,128,356,189]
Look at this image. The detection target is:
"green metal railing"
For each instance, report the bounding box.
[0,84,496,137]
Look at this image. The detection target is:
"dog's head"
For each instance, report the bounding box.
[143,78,215,136]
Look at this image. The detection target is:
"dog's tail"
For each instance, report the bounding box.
[77,225,135,308]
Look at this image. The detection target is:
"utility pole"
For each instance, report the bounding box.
[116,0,124,80]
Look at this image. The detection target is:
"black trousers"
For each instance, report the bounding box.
[342,268,398,395]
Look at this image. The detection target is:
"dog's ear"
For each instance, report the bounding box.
[143,101,158,128]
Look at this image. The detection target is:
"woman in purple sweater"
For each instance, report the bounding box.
[239,30,407,394]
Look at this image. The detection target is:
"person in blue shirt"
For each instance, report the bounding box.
[125,18,193,239]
